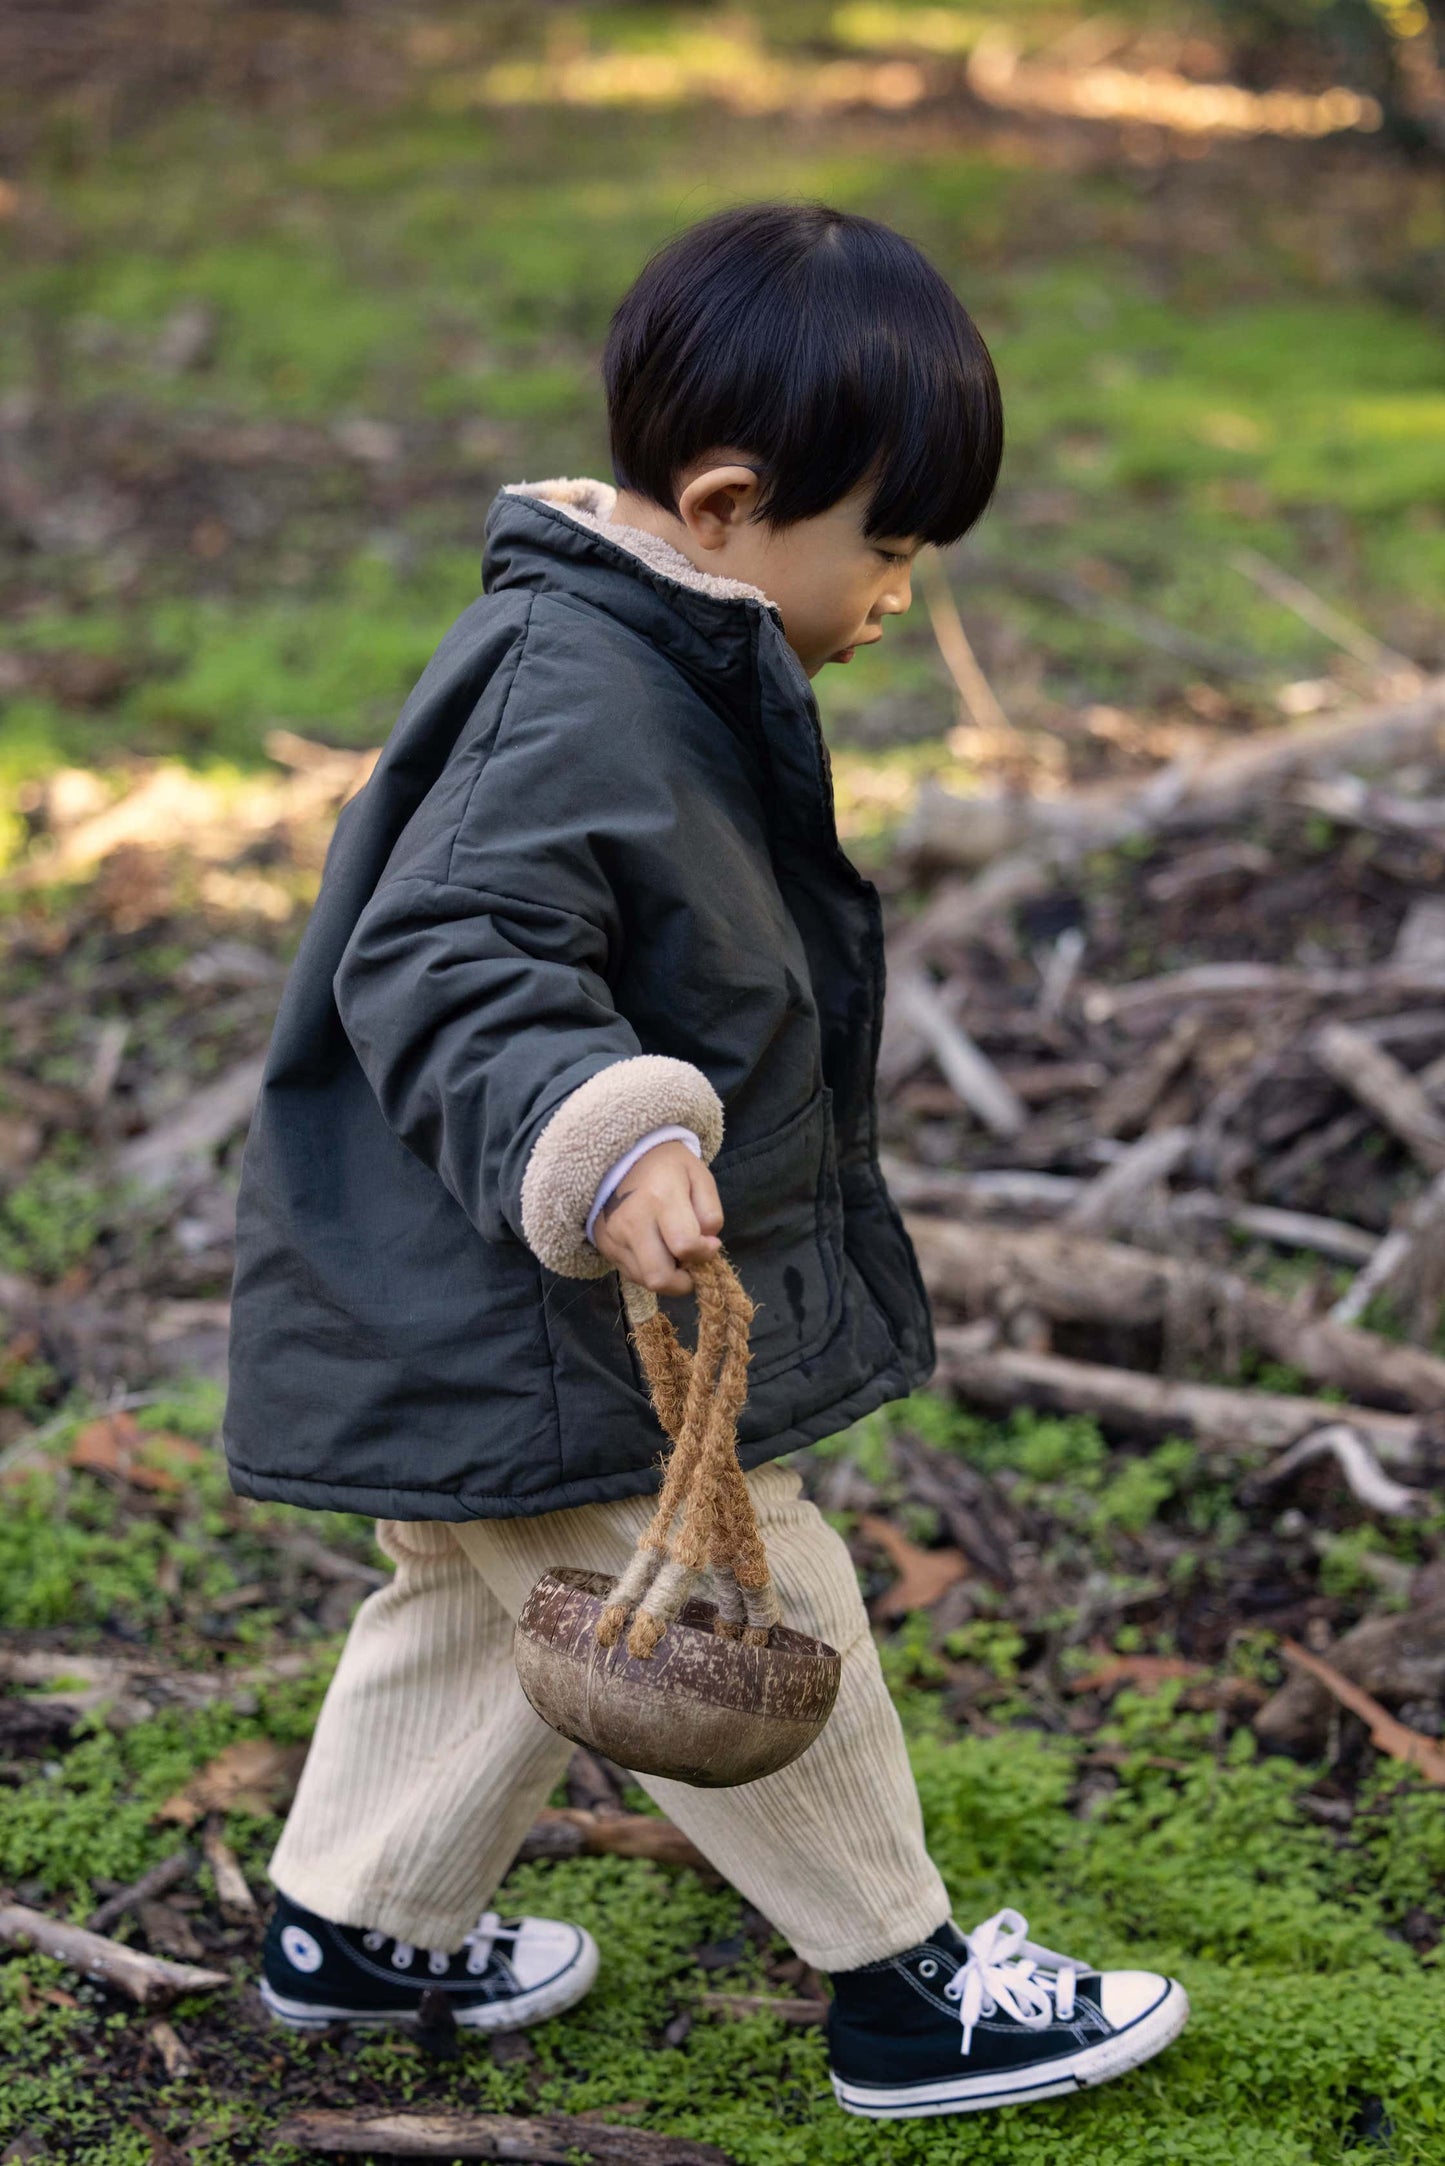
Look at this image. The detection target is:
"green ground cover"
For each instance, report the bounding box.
[3,8,1443,800]
[4,7,1445,2160]
[2,1389,1443,2162]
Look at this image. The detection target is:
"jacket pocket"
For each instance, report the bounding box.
[633,1083,844,1391]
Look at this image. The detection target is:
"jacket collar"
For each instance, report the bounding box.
[482,475,856,873]
[482,474,786,669]
[499,476,776,609]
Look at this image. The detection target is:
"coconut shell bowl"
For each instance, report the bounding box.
[513,1254,841,1788]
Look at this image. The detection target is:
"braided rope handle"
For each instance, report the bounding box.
[595,1252,782,1662]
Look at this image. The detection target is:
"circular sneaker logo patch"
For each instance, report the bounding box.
[281,1924,324,1974]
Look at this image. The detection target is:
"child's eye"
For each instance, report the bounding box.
[875,548,910,567]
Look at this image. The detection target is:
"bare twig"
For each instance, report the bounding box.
[1246,1423,1433,1518]
[274,2109,733,2164]
[1331,1168,1445,1327]
[698,1992,827,2025]
[891,973,1025,1139]
[87,1850,195,1935]
[920,552,1012,734]
[931,1333,1424,1462]
[1313,1022,1445,1175]
[0,1903,228,2005]
[1231,548,1416,676]
[512,1809,710,1874]
[1279,1640,1445,1787]
[147,2020,196,2079]
[1063,1127,1193,1235]
[202,1818,260,1925]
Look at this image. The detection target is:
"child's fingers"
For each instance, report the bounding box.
[624,1218,698,1297]
[657,1198,719,1271]
[687,1159,725,1235]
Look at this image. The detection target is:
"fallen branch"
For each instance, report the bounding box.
[1331,1167,1445,1328]
[908,1214,1445,1415]
[901,675,1445,874]
[890,972,1025,1138]
[881,1153,1378,1264]
[1063,1127,1193,1235]
[0,1902,228,2005]
[1313,1022,1445,1174]
[115,1056,267,1194]
[1246,1423,1434,1518]
[202,1819,260,1925]
[698,1992,827,2026]
[513,1809,710,1873]
[1279,1639,1445,1787]
[274,2109,733,2164]
[1256,1602,1445,1753]
[1092,963,1445,1031]
[932,1333,1424,1461]
[87,1850,194,1935]
[889,1427,1018,1586]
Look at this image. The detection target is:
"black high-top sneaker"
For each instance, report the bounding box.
[827,1907,1189,2118]
[260,1891,599,2032]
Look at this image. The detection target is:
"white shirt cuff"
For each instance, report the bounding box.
[584,1125,702,1247]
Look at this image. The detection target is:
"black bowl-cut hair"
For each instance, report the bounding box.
[603,201,1002,544]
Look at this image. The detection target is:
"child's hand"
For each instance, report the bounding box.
[591,1138,724,1296]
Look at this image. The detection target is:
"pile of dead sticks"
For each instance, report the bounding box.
[881,673,1445,1499]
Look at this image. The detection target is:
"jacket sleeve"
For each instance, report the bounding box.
[331,649,724,1279]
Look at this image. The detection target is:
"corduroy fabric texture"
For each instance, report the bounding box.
[267,1460,950,1971]
[520,1053,724,1279]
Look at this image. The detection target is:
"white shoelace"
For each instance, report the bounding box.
[943,1908,1087,2056]
[363,1909,504,1979]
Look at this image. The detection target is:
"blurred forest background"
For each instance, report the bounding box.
[4,5,1445,2163]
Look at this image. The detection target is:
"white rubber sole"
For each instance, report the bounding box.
[259,1927,600,2034]
[831,1979,1191,2119]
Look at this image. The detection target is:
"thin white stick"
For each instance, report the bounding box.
[1232,548,1415,674]
[892,973,1026,1139]
[1252,1423,1432,1518]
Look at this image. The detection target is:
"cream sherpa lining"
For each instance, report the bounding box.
[502,475,776,609]
[520,1055,725,1279]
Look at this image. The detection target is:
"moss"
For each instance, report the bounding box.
[4,1703,1444,2161]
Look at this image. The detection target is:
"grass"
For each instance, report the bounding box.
[3,11,1445,803]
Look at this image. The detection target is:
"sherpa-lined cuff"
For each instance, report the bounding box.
[519,1055,725,1278]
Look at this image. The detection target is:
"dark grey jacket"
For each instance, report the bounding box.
[223,477,935,1520]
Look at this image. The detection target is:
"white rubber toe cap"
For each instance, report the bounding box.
[509,1917,588,1991]
[1099,1970,1170,2029]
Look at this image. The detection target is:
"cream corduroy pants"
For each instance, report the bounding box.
[268,1461,950,1972]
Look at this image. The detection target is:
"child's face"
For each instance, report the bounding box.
[618,461,921,680]
[717,476,921,680]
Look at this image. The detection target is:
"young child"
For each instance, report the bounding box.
[224,201,1188,2120]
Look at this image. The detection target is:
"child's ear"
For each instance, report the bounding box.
[676,463,761,552]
